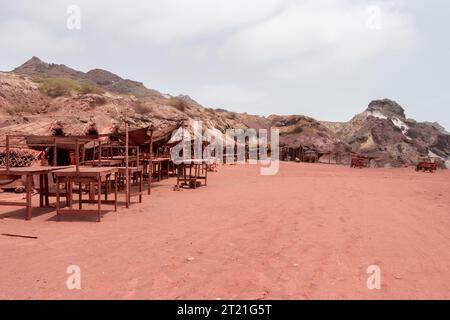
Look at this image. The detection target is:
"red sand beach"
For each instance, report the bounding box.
[0,162,449,299]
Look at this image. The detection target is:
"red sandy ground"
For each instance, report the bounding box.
[0,162,449,300]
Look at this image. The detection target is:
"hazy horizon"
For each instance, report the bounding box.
[1,0,449,130]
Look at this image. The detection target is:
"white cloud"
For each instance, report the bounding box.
[219,0,417,77]
[81,0,281,45]
[0,19,86,58]
[1,0,448,130]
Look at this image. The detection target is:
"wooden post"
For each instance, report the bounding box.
[93,139,97,163]
[44,174,49,206]
[56,175,60,221]
[97,175,101,222]
[139,170,143,203]
[74,138,79,211]
[25,174,32,220]
[81,144,85,165]
[39,174,44,207]
[98,141,102,167]
[114,172,118,212]
[53,137,57,166]
[125,117,130,208]
[148,129,153,195]
[137,146,140,169]
[79,182,82,210]
[75,139,79,174]
[5,135,10,174]
[329,144,331,164]
[234,135,237,163]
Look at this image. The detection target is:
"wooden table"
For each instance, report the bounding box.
[53,167,118,222]
[86,159,147,206]
[149,157,172,181]
[0,166,71,220]
[176,160,208,189]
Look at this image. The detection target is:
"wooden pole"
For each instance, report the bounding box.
[53,137,57,166]
[93,139,97,163]
[125,116,130,208]
[98,141,102,167]
[75,139,79,174]
[81,144,85,165]
[5,135,10,174]
[329,144,331,164]
[148,129,153,195]
[137,146,140,168]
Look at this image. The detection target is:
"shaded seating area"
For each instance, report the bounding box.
[280,145,318,162]
[1,132,122,221]
[0,119,212,221]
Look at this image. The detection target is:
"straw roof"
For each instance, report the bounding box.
[0,120,99,150]
[104,121,184,147]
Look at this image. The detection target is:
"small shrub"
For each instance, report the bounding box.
[291,125,304,134]
[38,78,104,97]
[79,84,104,95]
[215,108,229,113]
[168,98,189,112]
[134,101,151,115]
[4,104,35,115]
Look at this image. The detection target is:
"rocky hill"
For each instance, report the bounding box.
[322,99,450,167]
[2,57,449,168]
[13,56,163,99]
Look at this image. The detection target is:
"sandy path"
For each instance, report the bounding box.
[0,163,449,299]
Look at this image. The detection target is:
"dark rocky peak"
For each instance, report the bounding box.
[175,95,202,108]
[13,56,49,73]
[13,56,85,79]
[86,69,125,85]
[367,99,406,119]
[85,68,161,98]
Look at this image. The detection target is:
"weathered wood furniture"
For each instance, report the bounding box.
[0,166,71,220]
[350,153,368,168]
[88,143,145,207]
[176,159,208,189]
[151,157,172,182]
[117,167,143,208]
[416,156,437,173]
[53,167,118,222]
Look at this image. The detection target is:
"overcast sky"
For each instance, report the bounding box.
[0,0,449,129]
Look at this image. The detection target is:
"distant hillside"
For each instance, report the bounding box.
[322,99,450,167]
[13,56,162,99]
[1,57,449,168]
